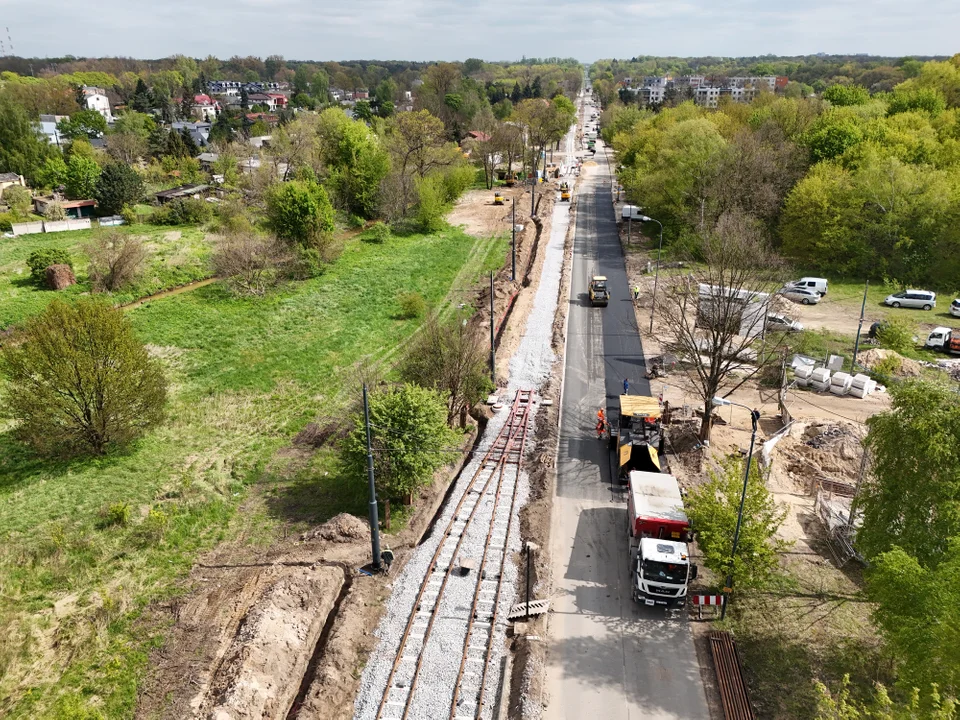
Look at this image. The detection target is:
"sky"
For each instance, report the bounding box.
[1,0,957,61]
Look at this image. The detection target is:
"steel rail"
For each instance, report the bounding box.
[374,390,532,720]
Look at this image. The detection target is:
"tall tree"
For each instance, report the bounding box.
[656,211,788,441]
[685,455,787,590]
[385,109,459,211]
[0,94,58,183]
[399,313,492,427]
[860,380,960,565]
[0,299,167,457]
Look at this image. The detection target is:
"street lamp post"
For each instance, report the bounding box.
[711,396,761,620]
[639,216,664,335]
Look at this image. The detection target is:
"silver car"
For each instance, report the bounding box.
[884,290,936,310]
[781,287,821,305]
[950,298,960,318]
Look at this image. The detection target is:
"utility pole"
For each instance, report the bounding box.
[489,271,496,384]
[363,384,382,570]
[852,279,869,369]
[511,199,517,281]
[627,215,631,244]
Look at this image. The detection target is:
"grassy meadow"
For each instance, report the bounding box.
[0,222,507,718]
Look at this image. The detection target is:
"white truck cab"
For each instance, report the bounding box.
[926,326,952,350]
[632,538,696,609]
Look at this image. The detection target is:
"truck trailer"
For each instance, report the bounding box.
[628,471,696,608]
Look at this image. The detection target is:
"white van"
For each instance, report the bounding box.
[788,277,828,296]
[622,205,646,221]
[884,290,936,310]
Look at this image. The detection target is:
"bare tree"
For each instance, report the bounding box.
[212,231,292,297]
[399,313,491,427]
[85,231,149,292]
[657,212,790,441]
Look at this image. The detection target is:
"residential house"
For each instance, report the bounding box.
[354,88,370,100]
[34,196,97,218]
[245,112,279,126]
[172,121,212,147]
[266,93,288,109]
[0,173,26,195]
[153,184,210,204]
[37,114,69,146]
[248,135,272,149]
[81,86,113,122]
[694,86,721,109]
[191,94,220,121]
[195,152,220,171]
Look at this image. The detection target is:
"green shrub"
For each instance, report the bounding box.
[291,247,325,279]
[872,354,902,378]
[367,221,391,243]
[137,507,169,544]
[0,211,14,232]
[397,291,427,319]
[119,205,138,226]
[876,319,913,354]
[26,248,73,280]
[151,197,212,226]
[98,501,131,529]
[348,213,365,229]
[415,176,445,233]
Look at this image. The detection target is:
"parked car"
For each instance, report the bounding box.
[884,290,936,310]
[781,287,821,305]
[787,277,828,296]
[951,298,960,318]
[766,313,804,332]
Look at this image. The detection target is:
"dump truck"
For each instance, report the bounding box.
[628,471,696,608]
[609,395,664,480]
[589,275,609,306]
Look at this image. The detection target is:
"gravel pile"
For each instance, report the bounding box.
[354,122,575,720]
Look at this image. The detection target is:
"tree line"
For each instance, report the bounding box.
[600,53,960,291]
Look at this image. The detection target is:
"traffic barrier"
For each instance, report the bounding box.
[692,594,724,620]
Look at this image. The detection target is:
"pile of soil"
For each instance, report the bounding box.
[780,421,865,488]
[45,263,75,290]
[857,348,922,377]
[301,513,370,543]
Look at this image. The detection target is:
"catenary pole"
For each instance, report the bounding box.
[363,384,381,570]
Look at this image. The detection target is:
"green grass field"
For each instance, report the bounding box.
[0,224,507,718]
[0,224,214,328]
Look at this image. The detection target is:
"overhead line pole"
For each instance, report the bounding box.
[490,271,496,384]
[363,384,381,570]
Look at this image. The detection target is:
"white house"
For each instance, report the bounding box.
[37,114,69,146]
[81,86,113,122]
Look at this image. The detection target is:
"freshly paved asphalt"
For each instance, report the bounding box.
[544,136,710,719]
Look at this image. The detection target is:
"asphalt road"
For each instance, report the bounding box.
[544,140,710,719]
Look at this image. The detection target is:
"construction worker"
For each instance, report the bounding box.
[623,378,630,395]
[633,285,641,302]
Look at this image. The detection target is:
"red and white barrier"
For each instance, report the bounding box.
[692,595,725,606]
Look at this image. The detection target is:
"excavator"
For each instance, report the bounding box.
[560,181,571,202]
[493,191,505,205]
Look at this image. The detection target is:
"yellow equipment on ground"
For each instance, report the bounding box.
[493,192,505,205]
[560,181,571,202]
[589,275,609,306]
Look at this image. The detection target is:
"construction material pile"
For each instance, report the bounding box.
[793,366,878,398]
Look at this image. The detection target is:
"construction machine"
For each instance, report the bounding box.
[609,395,665,481]
[589,275,609,306]
[560,181,571,202]
[504,173,517,188]
[493,191,505,205]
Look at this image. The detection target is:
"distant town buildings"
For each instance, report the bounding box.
[620,75,789,109]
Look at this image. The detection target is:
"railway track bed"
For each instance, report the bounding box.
[355,389,536,720]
